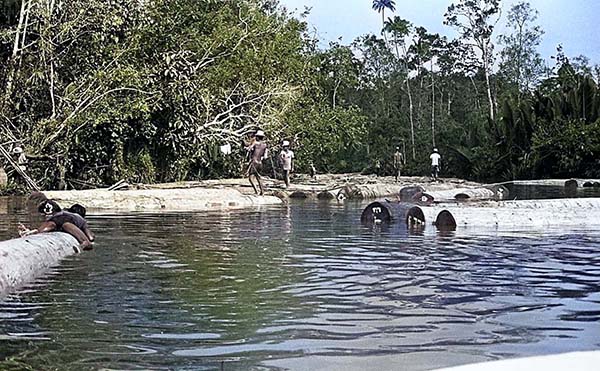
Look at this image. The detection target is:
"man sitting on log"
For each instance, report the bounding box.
[19,198,95,252]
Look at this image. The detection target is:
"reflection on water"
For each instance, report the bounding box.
[0,198,599,370]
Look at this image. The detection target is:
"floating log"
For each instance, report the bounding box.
[45,188,282,212]
[363,198,600,230]
[361,200,425,226]
[341,184,404,200]
[424,186,508,203]
[0,233,78,296]
[426,198,600,229]
[497,179,600,188]
[583,181,600,188]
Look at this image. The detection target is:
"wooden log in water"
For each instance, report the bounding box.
[341,184,405,200]
[426,198,600,229]
[0,233,78,297]
[496,179,600,188]
[424,186,508,202]
[45,188,282,212]
[361,200,426,225]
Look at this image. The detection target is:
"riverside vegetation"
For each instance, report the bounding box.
[1,0,599,192]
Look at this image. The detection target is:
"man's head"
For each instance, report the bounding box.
[67,204,87,218]
[38,199,61,215]
[396,146,400,151]
[433,148,438,153]
[282,140,290,148]
[255,130,265,140]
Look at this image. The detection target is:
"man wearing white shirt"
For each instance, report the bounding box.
[430,148,441,181]
[279,140,294,188]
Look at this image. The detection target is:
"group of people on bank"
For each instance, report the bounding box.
[245,130,442,195]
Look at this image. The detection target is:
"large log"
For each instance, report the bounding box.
[361,200,425,225]
[340,184,405,200]
[0,233,78,296]
[497,179,600,188]
[45,188,281,212]
[424,185,508,202]
[425,198,600,229]
[362,198,600,230]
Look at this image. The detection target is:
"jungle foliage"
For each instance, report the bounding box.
[1,0,598,190]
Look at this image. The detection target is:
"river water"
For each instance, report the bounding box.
[1,189,600,370]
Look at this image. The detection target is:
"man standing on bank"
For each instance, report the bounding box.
[430,148,442,181]
[247,130,268,195]
[393,146,404,182]
[279,140,294,188]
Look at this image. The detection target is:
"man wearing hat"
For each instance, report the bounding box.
[247,130,268,195]
[279,140,294,188]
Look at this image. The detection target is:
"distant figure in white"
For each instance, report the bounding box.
[430,148,441,181]
[279,140,294,188]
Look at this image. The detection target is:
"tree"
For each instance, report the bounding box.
[372,0,396,42]
[445,0,501,120]
[383,16,416,160]
[498,1,545,97]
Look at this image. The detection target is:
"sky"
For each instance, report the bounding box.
[279,0,600,65]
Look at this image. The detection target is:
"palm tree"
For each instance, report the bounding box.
[372,0,396,41]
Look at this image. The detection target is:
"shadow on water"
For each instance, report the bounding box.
[0,197,599,370]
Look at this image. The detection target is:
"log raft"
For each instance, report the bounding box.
[0,233,78,297]
[361,201,425,225]
[362,198,600,230]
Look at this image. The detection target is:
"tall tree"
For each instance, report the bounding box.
[372,0,396,42]
[383,16,416,160]
[498,1,545,97]
[445,0,501,120]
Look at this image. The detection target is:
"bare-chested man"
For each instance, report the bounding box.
[247,130,268,195]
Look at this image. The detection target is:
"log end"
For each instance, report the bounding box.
[361,201,392,224]
[435,210,457,231]
[564,179,578,189]
[406,206,425,227]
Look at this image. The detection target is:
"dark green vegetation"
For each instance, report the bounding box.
[1,0,599,190]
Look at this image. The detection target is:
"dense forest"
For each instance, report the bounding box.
[1,0,599,191]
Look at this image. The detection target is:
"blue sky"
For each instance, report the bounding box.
[279,0,600,65]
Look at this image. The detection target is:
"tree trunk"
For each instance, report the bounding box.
[367,198,600,229]
[483,49,495,120]
[1,0,28,112]
[430,60,436,148]
[424,186,507,202]
[426,198,600,229]
[0,233,78,296]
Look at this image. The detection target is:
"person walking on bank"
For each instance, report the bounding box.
[247,130,268,195]
[430,148,442,181]
[393,146,404,182]
[279,140,294,188]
